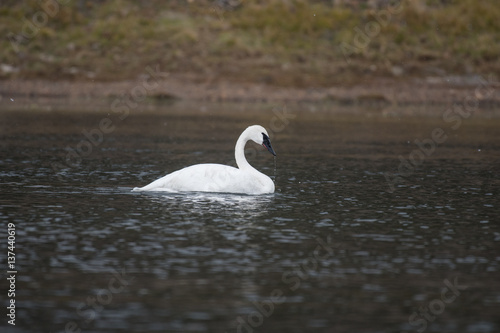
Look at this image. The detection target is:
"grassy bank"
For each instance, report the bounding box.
[1,0,499,87]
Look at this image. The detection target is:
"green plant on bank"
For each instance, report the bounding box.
[1,0,499,86]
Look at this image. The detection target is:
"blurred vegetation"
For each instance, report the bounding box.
[1,0,499,87]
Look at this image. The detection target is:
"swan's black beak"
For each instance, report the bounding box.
[262,133,276,156]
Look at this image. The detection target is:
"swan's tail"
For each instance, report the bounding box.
[131,175,176,192]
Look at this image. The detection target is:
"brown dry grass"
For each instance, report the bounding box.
[1,0,499,87]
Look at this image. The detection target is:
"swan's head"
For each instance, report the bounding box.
[246,125,276,156]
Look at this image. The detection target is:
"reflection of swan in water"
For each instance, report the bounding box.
[132,125,276,195]
[143,191,274,220]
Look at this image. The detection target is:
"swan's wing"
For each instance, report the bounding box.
[134,164,242,192]
[167,164,242,192]
[134,163,274,194]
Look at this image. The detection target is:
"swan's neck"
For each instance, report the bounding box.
[235,133,253,171]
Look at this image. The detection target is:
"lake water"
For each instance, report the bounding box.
[1,101,499,333]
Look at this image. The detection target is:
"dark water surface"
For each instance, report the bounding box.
[1,103,499,333]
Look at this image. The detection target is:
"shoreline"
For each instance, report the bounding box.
[1,76,499,113]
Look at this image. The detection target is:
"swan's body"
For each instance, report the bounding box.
[132,125,276,195]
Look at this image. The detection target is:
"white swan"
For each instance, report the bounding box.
[132,125,276,194]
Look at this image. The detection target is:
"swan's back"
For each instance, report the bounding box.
[133,163,274,194]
